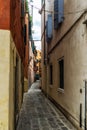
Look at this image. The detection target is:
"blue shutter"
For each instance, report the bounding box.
[58,0,64,24]
[54,0,64,29]
[46,21,49,43]
[47,14,53,39]
[54,0,58,29]
[46,14,53,43]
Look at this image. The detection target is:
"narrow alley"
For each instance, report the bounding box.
[1,0,87,130]
[17,81,76,130]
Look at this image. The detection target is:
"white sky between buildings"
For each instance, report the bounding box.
[29,0,41,51]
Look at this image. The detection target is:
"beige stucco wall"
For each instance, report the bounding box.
[0,30,10,130]
[44,0,87,52]
[47,14,87,128]
[9,33,23,130]
[0,30,23,130]
[41,0,87,129]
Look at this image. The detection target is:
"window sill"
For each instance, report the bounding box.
[58,88,64,93]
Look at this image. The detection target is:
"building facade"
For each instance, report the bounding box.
[28,41,34,87]
[24,12,30,92]
[23,2,35,91]
[0,0,29,130]
[34,50,41,81]
[41,0,87,129]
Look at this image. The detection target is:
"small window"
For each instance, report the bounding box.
[29,21,32,40]
[59,59,64,89]
[50,64,53,85]
[24,24,27,45]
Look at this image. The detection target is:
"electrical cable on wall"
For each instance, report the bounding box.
[28,2,87,15]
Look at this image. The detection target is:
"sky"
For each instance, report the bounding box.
[29,0,41,50]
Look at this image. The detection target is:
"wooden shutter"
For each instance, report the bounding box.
[54,0,64,29]
[48,14,53,39]
[54,0,58,29]
[58,0,64,24]
[46,14,53,43]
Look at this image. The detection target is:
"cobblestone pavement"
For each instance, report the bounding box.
[17,81,77,130]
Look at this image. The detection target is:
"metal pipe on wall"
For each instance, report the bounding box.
[44,0,46,65]
[84,81,87,130]
[80,103,82,128]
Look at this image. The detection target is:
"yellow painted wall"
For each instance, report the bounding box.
[0,30,10,130]
[9,33,23,130]
[0,30,23,130]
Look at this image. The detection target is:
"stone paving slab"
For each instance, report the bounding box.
[17,81,77,130]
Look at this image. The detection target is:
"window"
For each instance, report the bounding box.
[59,59,64,89]
[29,21,32,40]
[50,64,53,85]
[54,0,64,29]
[24,24,27,45]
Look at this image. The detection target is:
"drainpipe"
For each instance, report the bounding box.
[44,0,46,65]
[80,103,82,128]
[84,81,87,130]
[44,0,48,98]
[83,19,87,130]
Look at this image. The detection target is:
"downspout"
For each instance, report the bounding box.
[44,0,48,98]
[84,81,87,130]
[80,103,82,128]
[44,0,46,65]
